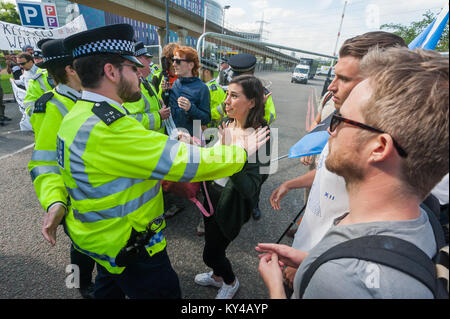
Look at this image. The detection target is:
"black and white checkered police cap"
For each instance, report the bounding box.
[64,24,143,67]
[135,41,153,58]
[36,39,73,69]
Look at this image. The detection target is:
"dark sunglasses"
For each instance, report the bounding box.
[173,58,189,65]
[330,114,408,158]
[18,61,29,66]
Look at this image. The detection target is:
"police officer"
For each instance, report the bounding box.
[47,24,268,299]
[217,57,232,88]
[199,58,227,129]
[227,53,276,220]
[123,41,170,134]
[28,38,95,298]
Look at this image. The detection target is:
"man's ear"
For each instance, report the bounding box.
[103,63,120,83]
[370,133,397,162]
[65,64,76,76]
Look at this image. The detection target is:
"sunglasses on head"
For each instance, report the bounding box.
[330,114,408,158]
[173,58,189,65]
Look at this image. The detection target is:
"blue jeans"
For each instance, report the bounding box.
[94,248,181,299]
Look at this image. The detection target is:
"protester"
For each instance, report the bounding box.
[22,44,34,56]
[169,45,211,136]
[194,74,271,299]
[47,23,269,299]
[269,31,407,293]
[227,53,277,220]
[258,47,449,299]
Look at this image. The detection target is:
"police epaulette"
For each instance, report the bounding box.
[33,92,54,113]
[210,84,218,91]
[91,101,125,126]
[32,72,43,80]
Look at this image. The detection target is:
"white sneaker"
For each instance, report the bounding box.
[215,278,239,299]
[194,271,223,288]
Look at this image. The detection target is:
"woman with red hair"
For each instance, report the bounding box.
[168,46,211,136]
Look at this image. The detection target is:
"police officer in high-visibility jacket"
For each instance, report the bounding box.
[199,58,227,128]
[48,24,269,299]
[123,41,170,134]
[226,53,276,221]
[23,39,56,116]
[27,39,96,299]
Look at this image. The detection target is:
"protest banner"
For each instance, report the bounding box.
[0,15,87,51]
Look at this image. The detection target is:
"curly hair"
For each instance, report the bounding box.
[173,46,200,77]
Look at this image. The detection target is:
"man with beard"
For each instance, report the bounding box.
[269,31,407,293]
[257,47,449,298]
[50,24,269,299]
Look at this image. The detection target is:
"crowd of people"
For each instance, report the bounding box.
[6,21,448,300]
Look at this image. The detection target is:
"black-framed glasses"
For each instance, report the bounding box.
[173,58,189,65]
[330,114,408,158]
[120,63,138,73]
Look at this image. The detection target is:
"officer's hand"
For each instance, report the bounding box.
[300,155,314,166]
[158,106,171,120]
[270,183,290,210]
[42,204,65,246]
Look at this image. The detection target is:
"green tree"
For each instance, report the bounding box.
[0,2,21,25]
[381,9,449,52]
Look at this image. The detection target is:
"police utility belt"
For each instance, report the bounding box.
[115,216,164,267]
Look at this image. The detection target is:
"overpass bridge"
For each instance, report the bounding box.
[71,0,336,68]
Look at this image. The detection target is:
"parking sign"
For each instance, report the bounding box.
[17,1,59,29]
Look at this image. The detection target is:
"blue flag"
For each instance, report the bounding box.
[289,112,334,158]
[409,3,449,50]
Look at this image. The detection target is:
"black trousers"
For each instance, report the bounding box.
[94,248,181,299]
[202,182,235,285]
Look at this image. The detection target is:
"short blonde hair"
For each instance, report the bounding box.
[360,47,449,199]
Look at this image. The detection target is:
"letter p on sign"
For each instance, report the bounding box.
[24,6,38,23]
[44,5,56,16]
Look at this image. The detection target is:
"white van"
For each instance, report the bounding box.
[291,64,310,84]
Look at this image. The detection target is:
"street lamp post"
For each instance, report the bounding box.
[221,5,231,60]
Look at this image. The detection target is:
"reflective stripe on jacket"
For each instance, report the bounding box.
[57,99,247,274]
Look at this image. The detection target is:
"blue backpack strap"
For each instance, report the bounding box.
[298,235,442,299]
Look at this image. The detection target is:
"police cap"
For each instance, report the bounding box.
[64,24,143,67]
[37,38,53,49]
[135,41,153,58]
[228,53,256,76]
[36,39,73,69]
[33,50,43,59]
[200,58,217,72]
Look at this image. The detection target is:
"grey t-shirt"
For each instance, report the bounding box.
[293,208,437,299]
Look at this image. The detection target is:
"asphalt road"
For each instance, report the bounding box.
[0,72,328,299]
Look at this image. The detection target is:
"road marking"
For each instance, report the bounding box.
[0,143,35,161]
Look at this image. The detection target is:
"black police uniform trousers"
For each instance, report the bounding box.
[94,248,182,299]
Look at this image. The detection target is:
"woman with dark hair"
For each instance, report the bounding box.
[194,74,271,299]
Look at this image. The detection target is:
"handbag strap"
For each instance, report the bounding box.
[190,182,214,217]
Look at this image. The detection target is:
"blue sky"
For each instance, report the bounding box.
[219,0,448,57]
